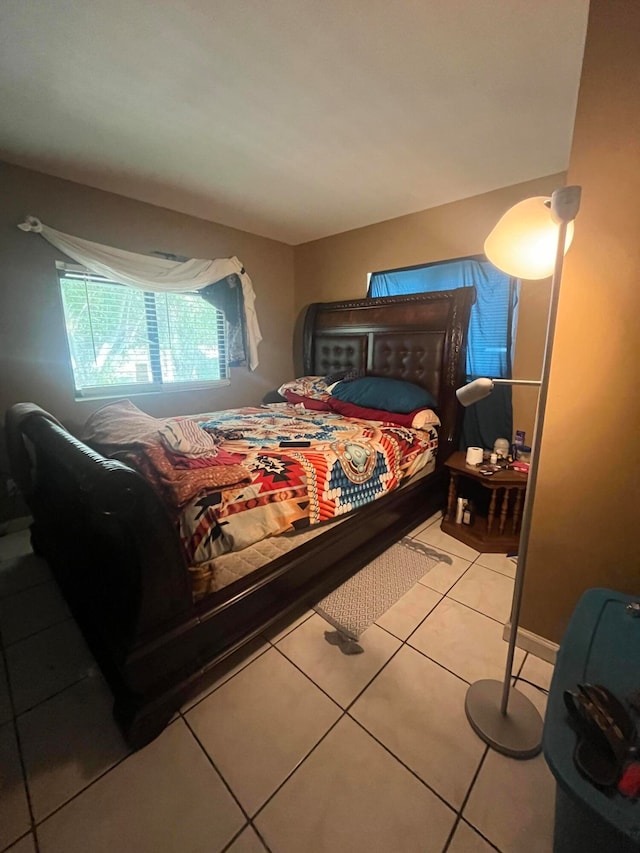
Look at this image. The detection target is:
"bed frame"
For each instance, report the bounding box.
[5,288,473,749]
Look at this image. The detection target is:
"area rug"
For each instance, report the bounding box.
[314,537,452,653]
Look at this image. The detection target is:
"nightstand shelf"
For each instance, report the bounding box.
[441,450,528,552]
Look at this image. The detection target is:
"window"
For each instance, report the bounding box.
[368,255,520,451]
[367,255,519,380]
[58,267,228,398]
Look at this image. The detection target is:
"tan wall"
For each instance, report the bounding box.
[0,161,295,435]
[521,0,640,642]
[294,174,564,440]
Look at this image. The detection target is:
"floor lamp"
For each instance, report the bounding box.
[456,185,582,758]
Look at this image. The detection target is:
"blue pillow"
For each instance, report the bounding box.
[331,376,436,414]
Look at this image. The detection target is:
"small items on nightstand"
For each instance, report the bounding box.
[493,438,510,459]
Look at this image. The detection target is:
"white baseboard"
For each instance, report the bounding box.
[503,622,558,664]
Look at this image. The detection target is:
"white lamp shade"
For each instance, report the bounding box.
[456,377,494,407]
[484,196,574,280]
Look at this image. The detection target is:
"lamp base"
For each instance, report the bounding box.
[465,679,543,759]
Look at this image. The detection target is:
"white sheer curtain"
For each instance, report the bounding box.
[18,216,262,370]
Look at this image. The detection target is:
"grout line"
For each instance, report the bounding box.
[474,563,517,581]
[271,644,346,711]
[218,823,252,853]
[0,575,54,604]
[264,609,315,645]
[0,576,58,604]
[342,643,407,713]
[0,830,37,853]
[346,712,457,817]
[0,622,42,853]
[441,745,492,853]
[3,614,74,651]
[441,594,512,628]
[415,554,476,597]
[11,672,91,720]
[513,676,549,696]
[184,608,321,716]
[404,644,473,687]
[249,822,274,853]
[28,717,196,830]
[459,816,504,852]
[250,713,346,824]
[219,822,273,853]
[181,642,271,715]
[404,567,474,645]
[259,584,481,825]
[181,715,253,824]
[514,651,528,681]
[26,749,133,830]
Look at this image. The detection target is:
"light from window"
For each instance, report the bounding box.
[58,273,227,397]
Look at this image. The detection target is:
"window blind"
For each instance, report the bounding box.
[58,271,227,397]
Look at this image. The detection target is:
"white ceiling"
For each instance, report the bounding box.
[0,1,588,245]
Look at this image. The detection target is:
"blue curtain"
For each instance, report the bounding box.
[368,257,519,449]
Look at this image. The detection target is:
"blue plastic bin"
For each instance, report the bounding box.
[543,588,640,853]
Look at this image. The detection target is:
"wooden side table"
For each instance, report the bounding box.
[441,451,528,552]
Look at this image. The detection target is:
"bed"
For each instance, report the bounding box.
[5,288,473,748]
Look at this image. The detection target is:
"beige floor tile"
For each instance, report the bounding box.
[408,598,524,684]
[0,721,31,850]
[0,654,12,724]
[407,510,443,538]
[5,834,37,853]
[4,834,37,853]
[414,524,480,561]
[464,747,556,853]
[513,677,548,720]
[37,719,244,853]
[226,826,267,853]
[375,583,442,640]
[448,564,514,623]
[419,553,472,594]
[18,674,129,821]
[0,530,32,562]
[181,636,270,712]
[475,551,517,578]
[520,653,554,691]
[448,820,496,853]
[255,716,455,853]
[6,620,95,714]
[186,647,340,815]
[0,581,70,646]
[0,552,52,600]
[262,608,314,643]
[277,614,401,707]
[351,646,484,808]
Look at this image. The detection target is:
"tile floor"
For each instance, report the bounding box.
[0,515,557,853]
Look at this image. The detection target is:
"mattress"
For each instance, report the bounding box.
[189,456,436,600]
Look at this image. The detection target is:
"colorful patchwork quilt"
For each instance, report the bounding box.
[177,405,438,566]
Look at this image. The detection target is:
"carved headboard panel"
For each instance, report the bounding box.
[302,289,475,462]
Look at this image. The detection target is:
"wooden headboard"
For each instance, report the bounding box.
[302,289,475,461]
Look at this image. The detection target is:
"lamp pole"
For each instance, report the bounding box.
[499,217,568,716]
[464,186,581,758]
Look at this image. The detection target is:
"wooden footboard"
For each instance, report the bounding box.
[6,406,198,736]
